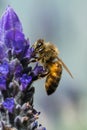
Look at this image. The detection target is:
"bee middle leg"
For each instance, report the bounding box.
[39,71,49,78]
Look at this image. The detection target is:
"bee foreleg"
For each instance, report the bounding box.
[29,57,43,63]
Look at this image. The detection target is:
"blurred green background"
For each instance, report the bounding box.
[0,0,87,130]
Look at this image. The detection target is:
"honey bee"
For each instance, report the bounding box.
[32,39,73,95]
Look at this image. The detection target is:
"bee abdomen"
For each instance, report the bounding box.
[45,61,62,95]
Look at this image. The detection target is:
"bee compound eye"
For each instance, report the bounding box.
[37,42,43,48]
[36,39,44,48]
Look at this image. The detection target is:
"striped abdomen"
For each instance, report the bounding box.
[45,61,62,95]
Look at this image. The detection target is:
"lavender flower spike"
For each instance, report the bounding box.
[0,6,46,130]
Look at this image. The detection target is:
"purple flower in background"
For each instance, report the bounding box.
[0,6,46,130]
[3,97,15,113]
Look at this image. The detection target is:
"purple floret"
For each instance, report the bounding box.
[3,97,15,113]
[20,74,32,91]
[33,63,45,76]
[0,61,10,77]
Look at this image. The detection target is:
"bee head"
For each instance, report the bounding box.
[32,39,45,53]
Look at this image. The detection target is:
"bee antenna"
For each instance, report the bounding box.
[37,39,44,43]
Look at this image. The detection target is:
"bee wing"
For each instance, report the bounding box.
[57,57,73,78]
